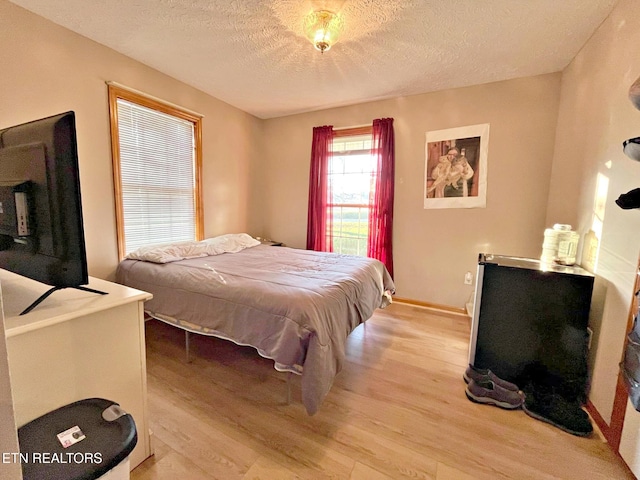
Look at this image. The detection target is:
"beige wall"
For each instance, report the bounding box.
[256,75,562,307]
[0,0,261,281]
[547,0,640,473]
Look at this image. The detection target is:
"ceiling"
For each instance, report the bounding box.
[10,0,619,119]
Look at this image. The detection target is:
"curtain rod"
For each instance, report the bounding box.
[105,81,204,118]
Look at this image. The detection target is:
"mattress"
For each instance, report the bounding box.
[116,244,395,414]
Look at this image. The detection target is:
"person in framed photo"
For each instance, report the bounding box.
[444,148,474,197]
[426,146,458,198]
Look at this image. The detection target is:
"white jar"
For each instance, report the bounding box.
[556,230,580,265]
[541,224,579,265]
[541,228,561,263]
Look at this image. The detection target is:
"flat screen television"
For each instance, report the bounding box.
[0,111,105,315]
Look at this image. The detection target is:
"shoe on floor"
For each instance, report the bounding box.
[465,379,524,409]
[522,386,593,437]
[463,364,520,392]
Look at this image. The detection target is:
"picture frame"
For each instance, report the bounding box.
[424,123,490,209]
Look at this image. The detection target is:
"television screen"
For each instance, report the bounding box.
[0,111,101,314]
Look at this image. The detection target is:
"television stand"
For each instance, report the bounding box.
[20,285,108,315]
[2,271,154,469]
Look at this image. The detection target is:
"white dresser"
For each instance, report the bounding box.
[1,270,153,470]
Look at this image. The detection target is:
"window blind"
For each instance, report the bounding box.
[116,98,197,254]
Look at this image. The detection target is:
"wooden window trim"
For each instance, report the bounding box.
[108,84,204,260]
[333,126,372,137]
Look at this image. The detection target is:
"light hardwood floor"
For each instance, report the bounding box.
[131,303,633,480]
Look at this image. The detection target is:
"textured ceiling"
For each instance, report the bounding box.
[10,0,619,119]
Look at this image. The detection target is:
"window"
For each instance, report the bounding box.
[307,119,394,276]
[108,85,203,259]
[329,128,374,256]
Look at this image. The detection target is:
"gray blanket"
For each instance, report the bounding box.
[116,245,395,414]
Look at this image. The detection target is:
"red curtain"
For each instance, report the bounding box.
[306,125,335,251]
[368,118,395,277]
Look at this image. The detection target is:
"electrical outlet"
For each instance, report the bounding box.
[587,327,593,349]
[464,271,473,285]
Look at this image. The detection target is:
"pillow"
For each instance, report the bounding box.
[125,233,260,263]
[201,233,260,253]
[125,241,210,263]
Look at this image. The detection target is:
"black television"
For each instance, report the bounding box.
[0,111,105,315]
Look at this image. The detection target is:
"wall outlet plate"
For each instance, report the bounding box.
[464,271,473,285]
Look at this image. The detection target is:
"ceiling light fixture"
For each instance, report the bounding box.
[303,10,343,53]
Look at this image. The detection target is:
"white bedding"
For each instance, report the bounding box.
[125,233,260,263]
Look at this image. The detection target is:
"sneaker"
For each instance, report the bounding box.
[522,385,593,437]
[463,364,520,392]
[465,379,524,409]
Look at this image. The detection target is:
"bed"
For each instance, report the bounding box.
[115,234,395,415]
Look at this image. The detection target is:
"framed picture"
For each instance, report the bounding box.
[424,123,489,209]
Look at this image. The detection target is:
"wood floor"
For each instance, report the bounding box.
[131,303,632,480]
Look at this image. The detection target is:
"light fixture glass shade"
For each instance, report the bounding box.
[303,10,343,53]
